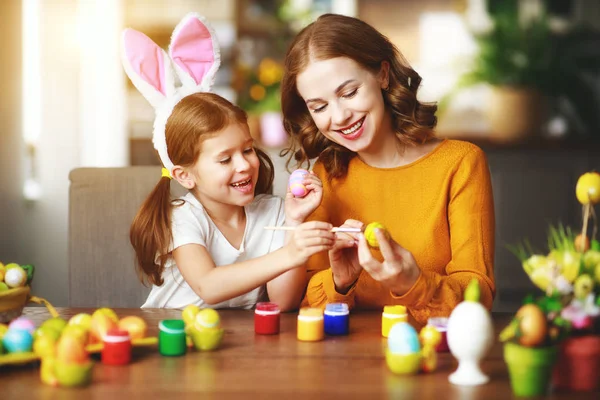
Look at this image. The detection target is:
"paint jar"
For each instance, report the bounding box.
[255,302,280,335]
[297,307,324,342]
[428,317,450,352]
[158,319,187,356]
[102,329,132,365]
[324,303,350,335]
[381,305,408,337]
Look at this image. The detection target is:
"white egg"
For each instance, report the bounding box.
[4,267,27,288]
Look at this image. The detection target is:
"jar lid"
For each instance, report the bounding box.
[159,319,185,334]
[104,328,131,343]
[298,307,323,321]
[255,302,280,315]
[324,302,349,316]
[383,305,407,316]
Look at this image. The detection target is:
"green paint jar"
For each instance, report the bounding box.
[158,319,186,357]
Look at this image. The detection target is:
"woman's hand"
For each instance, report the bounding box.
[357,228,421,296]
[328,219,364,293]
[284,221,335,266]
[284,171,323,225]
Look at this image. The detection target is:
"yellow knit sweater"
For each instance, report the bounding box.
[304,139,495,325]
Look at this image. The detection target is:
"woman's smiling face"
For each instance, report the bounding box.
[296,56,389,154]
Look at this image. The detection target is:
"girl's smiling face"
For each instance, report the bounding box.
[190,122,260,207]
[296,56,390,154]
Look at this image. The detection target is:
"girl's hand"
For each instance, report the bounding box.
[328,219,364,293]
[285,221,335,266]
[284,171,323,225]
[356,228,421,296]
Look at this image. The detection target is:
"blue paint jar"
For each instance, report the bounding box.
[324,303,350,335]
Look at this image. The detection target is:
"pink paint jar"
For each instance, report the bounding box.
[428,317,449,352]
[254,302,280,335]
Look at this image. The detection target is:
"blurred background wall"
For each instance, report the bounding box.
[1,0,599,310]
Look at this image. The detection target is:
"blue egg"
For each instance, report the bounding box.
[2,329,33,353]
[388,322,421,354]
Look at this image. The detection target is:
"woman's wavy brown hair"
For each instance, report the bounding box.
[281,14,437,182]
[130,92,274,286]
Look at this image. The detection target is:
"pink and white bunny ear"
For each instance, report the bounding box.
[121,28,175,108]
[169,13,221,94]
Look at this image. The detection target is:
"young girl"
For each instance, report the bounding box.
[122,14,334,311]
[281,14,495,324]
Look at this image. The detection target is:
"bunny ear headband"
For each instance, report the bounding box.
[121,13,221,174]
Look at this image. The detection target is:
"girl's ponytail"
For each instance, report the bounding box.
[130,176,174,286]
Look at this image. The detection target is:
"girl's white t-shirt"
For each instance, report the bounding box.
[141,193,286,309]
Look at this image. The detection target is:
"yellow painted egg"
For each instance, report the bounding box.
[364,222,390,248]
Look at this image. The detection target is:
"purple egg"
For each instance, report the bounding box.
[9,317,36,334]
[288,169,309,197]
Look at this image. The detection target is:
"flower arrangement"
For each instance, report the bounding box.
[506,172,600,334]
[235,58,284,115]
[500,171,600,394]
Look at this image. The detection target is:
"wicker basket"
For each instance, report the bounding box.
[0,286,58,324]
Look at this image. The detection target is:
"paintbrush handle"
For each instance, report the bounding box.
[264,226,362,233]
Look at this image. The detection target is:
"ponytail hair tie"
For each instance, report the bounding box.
[161,168,172,180]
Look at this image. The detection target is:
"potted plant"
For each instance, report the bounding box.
[500,300,569,397]
[447,0,600,142]
[507,171,600,392]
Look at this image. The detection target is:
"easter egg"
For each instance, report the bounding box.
[2,328,33,353]
[56,334,89,364]
[576,172,600,205]
[419,324,442,348]
[62,325,90,345]
[364,222,390,248]
[182,304,200,326]
[515,304,547,347]
[8,317,36,334]
[388,322,421,354]
[34,326,62,342]
[69,313,92,330]
[34,335,57,358]
[92,307,119,324]
[4,266,27,288]
[40,317,68,334]
[195,308,221,330]
[0,282,9,292]
[118,316,147,340]
[288,169,309,197]
[90,311,118,342]
[0,323,8,337]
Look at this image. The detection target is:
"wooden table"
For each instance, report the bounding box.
[1,308,598,399]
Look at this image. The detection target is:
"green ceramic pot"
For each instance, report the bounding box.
[504,342,558,397]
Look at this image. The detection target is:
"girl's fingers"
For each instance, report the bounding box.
[331,237,356,251]
[357,233,379,273]
[303,176,322,187]
[342,219,364,229]
[299,236,335,248]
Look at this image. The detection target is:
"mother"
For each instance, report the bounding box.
[281,14,495,325]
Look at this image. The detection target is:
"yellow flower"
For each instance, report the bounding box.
[258,58,283,86]
[249,84,266,101]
